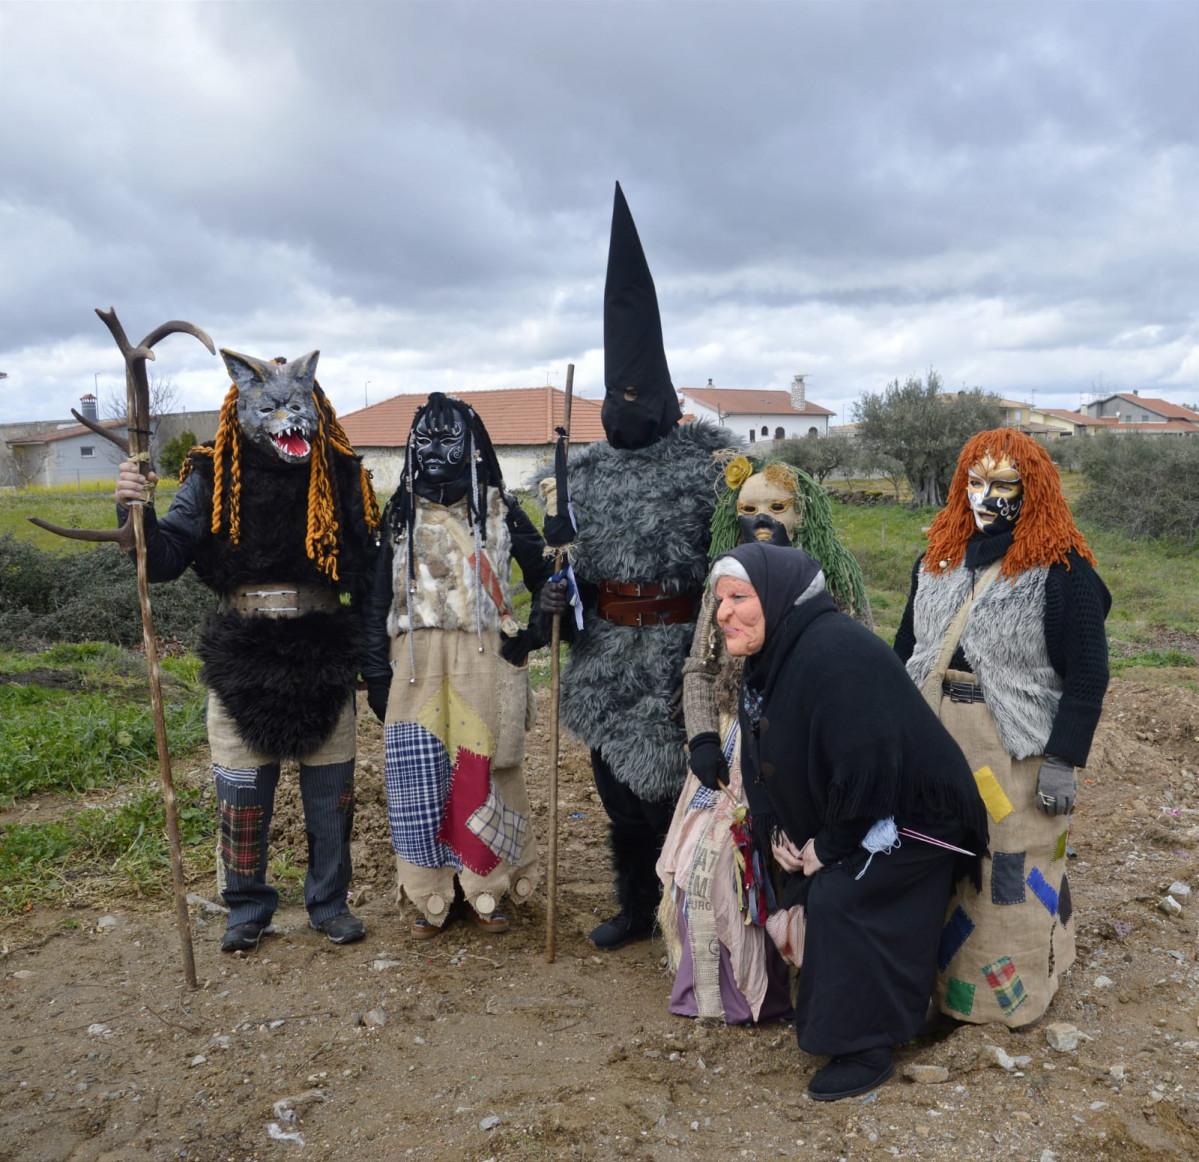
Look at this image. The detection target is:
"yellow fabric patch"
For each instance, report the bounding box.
[418,677,494,758]
[974,765,1014,824]
[1053,830,1069,862]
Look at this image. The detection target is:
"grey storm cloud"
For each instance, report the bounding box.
[1,0,1196,425]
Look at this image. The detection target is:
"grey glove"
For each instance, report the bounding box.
[1036,755,1076,816]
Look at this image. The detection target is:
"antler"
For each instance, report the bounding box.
[27,310,215,547]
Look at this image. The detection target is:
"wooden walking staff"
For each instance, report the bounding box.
[545,363,574,963]
[30,308,215,989]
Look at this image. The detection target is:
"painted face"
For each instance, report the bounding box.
[714,574,766,657]
[222,350,320,464]
[736,471,800,546]
[967,451,1024,534]
[413,410,468,484]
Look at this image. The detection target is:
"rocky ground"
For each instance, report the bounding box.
[2,672,1198,1162]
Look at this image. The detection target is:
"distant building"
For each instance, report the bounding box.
[339,386,607,492]
[678,375,834,444]
[1079,392,1199,435]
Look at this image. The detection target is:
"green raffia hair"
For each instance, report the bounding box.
[709,457,870,621]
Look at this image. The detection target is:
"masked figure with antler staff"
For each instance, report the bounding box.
[114,349,379,953]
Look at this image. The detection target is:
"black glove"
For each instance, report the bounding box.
[500,630,532,667]
[688,731,728,791]
[538,578,569,615]
[367,678,391,724]
[1035,755,1076,816]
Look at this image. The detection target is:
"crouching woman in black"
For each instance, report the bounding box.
[712,543,987,1101]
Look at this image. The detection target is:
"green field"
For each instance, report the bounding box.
[0,476,1194,913]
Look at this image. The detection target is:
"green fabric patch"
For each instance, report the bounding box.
[945,977,975,1016]
[1053,830,1069,862]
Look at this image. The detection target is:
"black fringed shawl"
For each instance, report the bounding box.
[730,545,988,891]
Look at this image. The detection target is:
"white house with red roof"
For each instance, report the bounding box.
[339,385,607,492]
[677,375,835,445]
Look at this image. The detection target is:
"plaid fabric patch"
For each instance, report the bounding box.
[337,782,355,815]
[219,801,264,877]
[973,764,1014,824]
[982,956,1027,1018]
[991,851,1026,905]
[213,764,258,788]
[466,784,529,865]
[438,747,501,876]
[1026,866,1059,915]
[688,785,720,811]
[385,722,457,869]
[944,977,976,1017]
[938,905,975,971]
[1058,872,1073,925]
[1053,829,1069,862]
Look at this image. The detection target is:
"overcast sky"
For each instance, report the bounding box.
[2,1,1196,430]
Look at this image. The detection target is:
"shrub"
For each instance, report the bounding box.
[1076,434,1199,543]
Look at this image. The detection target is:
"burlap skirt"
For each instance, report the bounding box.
[933,672,1074,1026]
[384,628,538,924]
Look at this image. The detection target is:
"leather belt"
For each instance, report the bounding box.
[221,582,340,619]
[943,679,986,703]
[597,580,699,628]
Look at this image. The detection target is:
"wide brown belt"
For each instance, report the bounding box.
[221,582,340,619]
[597,580,699,628]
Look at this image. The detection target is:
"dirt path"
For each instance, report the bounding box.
[2,676,1198,1162]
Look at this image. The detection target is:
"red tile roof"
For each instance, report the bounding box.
[1041,409,1110,427]
[679,386,833,417]
[338,387,607,448]
[1111,394,1199,422]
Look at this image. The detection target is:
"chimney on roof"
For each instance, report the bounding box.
[707,378,714,387]
[1132,389,1139,396]
[790,374,806,410]
[80,393,98,422]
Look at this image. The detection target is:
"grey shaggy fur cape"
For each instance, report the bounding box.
[560,421,735,801]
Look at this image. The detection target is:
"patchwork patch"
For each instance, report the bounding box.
[213,764,258,788]
[938,905,975,971]
[437,747,502,876]
[1026,866,1059,915]
[466,783,529,865]
[991,851,1026,905]
[944,977,976,1017]
[982,956,1028,1018]
[219,801,264,877]
[1053,830,1069,862]
[1058,873,1073,925]
[973,765,1014,824]
[385,722,454,868]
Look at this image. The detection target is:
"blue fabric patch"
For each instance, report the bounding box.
[384,722,459,870]
[938,905,975,971]
[687,785,720,810]
[991,851,1026,905]
[1026,866,1059,915]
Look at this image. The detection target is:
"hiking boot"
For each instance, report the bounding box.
[411,913,442,939]
[220,920,274,953]
[807,1048,894,1101]
[588,911,653,951]
[310,912,366,945]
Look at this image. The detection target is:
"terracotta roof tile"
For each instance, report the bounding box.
[339,387,606,448]
[678,386,834,417]
[7,418,125,446]
[1112,394,1199,422]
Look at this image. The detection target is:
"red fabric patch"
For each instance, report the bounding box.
[437,747,500,876]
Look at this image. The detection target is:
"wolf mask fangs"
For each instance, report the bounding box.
[221,349,321,463]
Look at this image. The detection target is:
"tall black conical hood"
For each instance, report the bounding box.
[602,181,682,449]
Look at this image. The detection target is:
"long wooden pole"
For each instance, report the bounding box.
[545,363,573,964]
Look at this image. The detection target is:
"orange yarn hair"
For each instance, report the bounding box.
[923,428,1096,578]
[180,383,380,580]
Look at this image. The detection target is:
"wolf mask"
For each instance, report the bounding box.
[221,349,320,464]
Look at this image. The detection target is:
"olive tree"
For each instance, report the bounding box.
[853,370,1003,506]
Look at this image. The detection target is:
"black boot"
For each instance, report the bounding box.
[588,823,661,950]
[807,1047,894,1101]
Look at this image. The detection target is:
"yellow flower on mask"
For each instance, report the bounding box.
[725,456,753,492]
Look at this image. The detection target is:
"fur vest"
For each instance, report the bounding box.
[906,561,1060,760]
[386,491,513,636]
[183,444,375,760]
[561,421,735,801]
